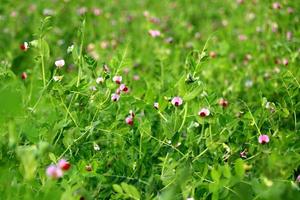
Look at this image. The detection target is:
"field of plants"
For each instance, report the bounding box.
[0,0,299,199]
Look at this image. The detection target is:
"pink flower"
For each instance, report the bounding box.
[58,159,71,171]
[92,8,102,16]
[282,58,288,66]
[148,30,161,38]
[154,102,159,109]
[125,116,134,126]
[46,164,63,179]
[240,150,247,158]
[21,72,27,80]
[287,7,294,14]
[238,34,247,41]
[219,98,229,108]
[133,75,140,81]
[171,97,183,107]
[271,23,278,33]
[296,175,300,182]
[113,75,122,84]
[286,31,292,41]
[111,93,120,101]
[258,134,270,144]
[119,84,129,93]
[20,42,29,51]
[272,2,281,10]
[198,108,210,117]
[77,7,87,15]
[55,59,65,68]
[116,88,121,95]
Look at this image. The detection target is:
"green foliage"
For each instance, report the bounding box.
[0,0,300,199]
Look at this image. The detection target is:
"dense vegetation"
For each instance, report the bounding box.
[0,0,299,199]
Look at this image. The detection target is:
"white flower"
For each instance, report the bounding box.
[53,76,63,82]
[90,86,97,91]
[55,59,65,68]
[96,77,104,84]
[245,80,253,88]
[93,143,100,151]
[153,102,159,109]
[67,45,74,53]
[112,75,122,84]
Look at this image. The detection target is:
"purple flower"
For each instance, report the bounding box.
[171,97,183,107]
[125,116,134,126]
[111,93,120,101]
[46,164,63,179]
[258,134,270,144]
[148,30,161,38]
[198,108,210,117]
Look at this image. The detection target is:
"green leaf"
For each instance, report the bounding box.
[112,184,124,194]
[234,159,245,179]
[121,182,140,200]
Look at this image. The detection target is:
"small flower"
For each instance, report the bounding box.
[92,8,102,16]
[165,37,174,44]
[46,164,63,179]
[187,198,194,200]
[286,31,292,41]
[154,102,159,109]
[209,51,217,58]
[245,80,253,88]
[58,159,71,171]
[198,108,210,117]
[53,76,63,82]
[272,2,281,10]
[20,42,29,51]
[271,22,278,33]
[55,59,65,68]
[219,98,229,108]
[171,97,183,107]
[238,34,247,41]
[21,72,27,80]
[96,77,104,84]
[77,7,87,15]
[123,67,130,74]
[125,116,134,126]
[133,75,140,81]
[287,7,294,14]
[67,44,74,53]
[85,165,93,172]
[103,64,110,72]
[119,84,129,93]
[129,110,135,118]
[90,86,97,91]
[258,134,270,144]
[111,93,120,101]
[113,75,122,84]
[282,58,288,66]
[296,175,300,183]
[93,143,100,151]
[116,88,121,95]
[240,150,247,158]
[148,30,161,38]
